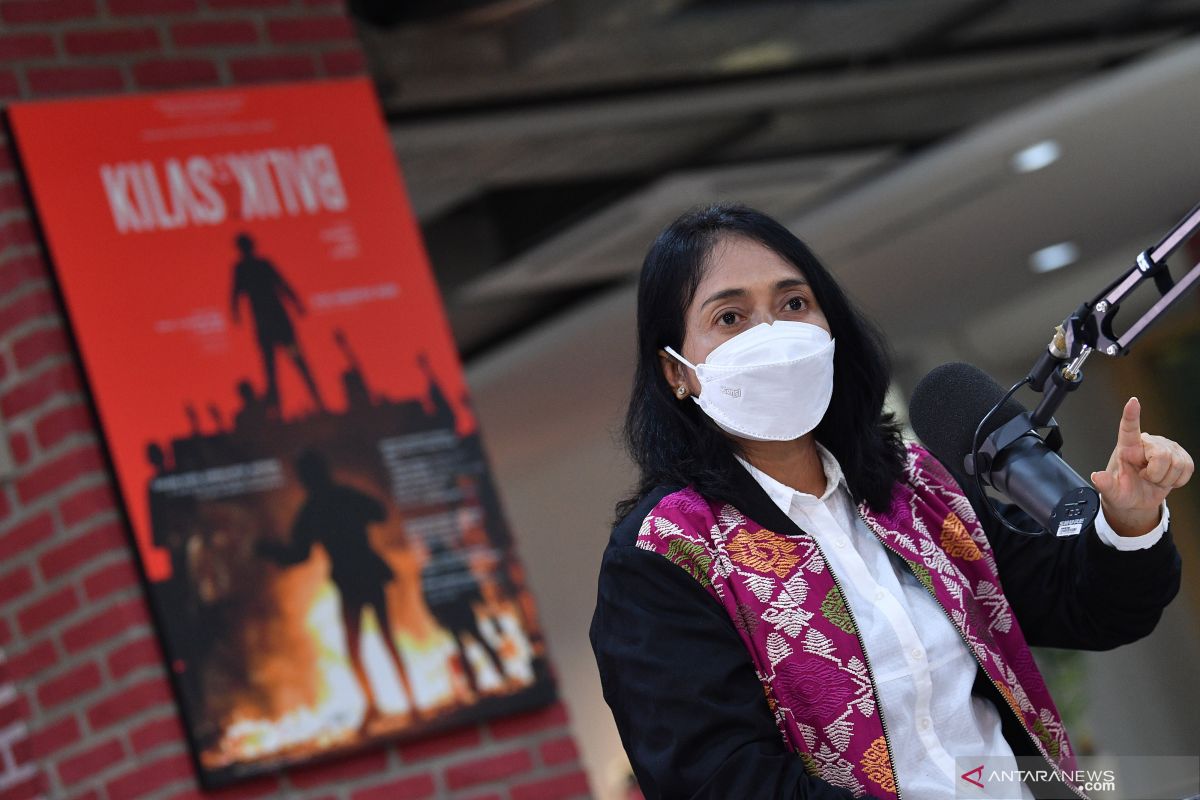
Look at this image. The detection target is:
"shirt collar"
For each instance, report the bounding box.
[734,441,848,515]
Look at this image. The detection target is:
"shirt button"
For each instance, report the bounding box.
[874,589,885,601]
[919,717,931,730]
[834,537,848,549]
[910,648,924,660]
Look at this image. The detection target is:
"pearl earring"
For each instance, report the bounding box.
[676,385,688,398]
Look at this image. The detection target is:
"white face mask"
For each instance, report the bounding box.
[664,320,835,441]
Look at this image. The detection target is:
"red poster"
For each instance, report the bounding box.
[8,79,555,786]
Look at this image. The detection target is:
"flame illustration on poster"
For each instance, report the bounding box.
[7,79,555,787]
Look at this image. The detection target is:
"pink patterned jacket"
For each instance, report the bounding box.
[632,442,1085,799]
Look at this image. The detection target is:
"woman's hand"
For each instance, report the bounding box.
[1090,396,1194,537]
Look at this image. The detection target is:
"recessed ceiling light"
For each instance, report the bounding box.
[1029,241,1079,273]
[1011,140,1061,173]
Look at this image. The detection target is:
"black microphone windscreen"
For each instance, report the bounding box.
[908,362,1029,475]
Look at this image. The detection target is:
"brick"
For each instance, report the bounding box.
[175,774,279,799]
[0,564,33,604]
[11,732,32,766]
[0,512,55,562]
[0,289,59,347]
[108,0,197,13]
[229,54,316,84]
[37,518,126,580]
[266,16,355,44]
[64,27,160,57]
[26,65,123,96]
[7,639,57,681]
[37,661,101,709]
[17,584,78,634]
[208,0,289,7]
[132,58,219,90]
[12,326,71,371]
[538,735,580,767]
[0,693,26,727]
[396,723,481,761]
[57,736,123,784]
[33,401,92,449]
[0,486,10,521]
[16,444,106,505]
[28,714,81,757]
[1,359,80,420]
[444,749,535,791]
[7,431,30,470]
[487,701,569,740]
[83,558,139,600]
[86,675,172,730]
[105,751,191,800]
[107,635,162,680]
[0,216,37,250]
[62,595,150,653]
[0,254,47,296]
[59,482,117,527]
[289,748,388,789]
[0,772,44,800]
[128,713,183,754]
[0,181,24,212]
[321,48,366,76]
[0,0,96,25]
[350,774,437,800]
[0,616,12,646]
[0,69,18,100]
[170,20,258,48]
[0,33,55,62]
[510,770,591,800]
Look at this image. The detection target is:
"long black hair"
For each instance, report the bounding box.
[614,203,907,524]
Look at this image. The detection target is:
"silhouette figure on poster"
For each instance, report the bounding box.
[420,538,507,698]
[207,403,226,432]
[232,379,270,433]
[335,328,373,409]
[229,233,325,419]
[417,352,453,426]
[256,448,419,727]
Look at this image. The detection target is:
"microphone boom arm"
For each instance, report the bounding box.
[1025,200,1200,427]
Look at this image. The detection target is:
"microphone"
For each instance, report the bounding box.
[909,362,1100,537]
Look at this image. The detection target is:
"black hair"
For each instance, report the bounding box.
[614,203,907,525]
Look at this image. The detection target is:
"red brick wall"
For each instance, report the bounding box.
[0,2,589,798]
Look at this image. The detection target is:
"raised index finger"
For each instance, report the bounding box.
[1116,396,1145,460]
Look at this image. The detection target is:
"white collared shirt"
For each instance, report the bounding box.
[735,444,1167,799]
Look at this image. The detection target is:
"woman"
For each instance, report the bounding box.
[589,204,1190,800]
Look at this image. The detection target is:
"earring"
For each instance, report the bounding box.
[676,385,689,398]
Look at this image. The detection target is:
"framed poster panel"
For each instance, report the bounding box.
[7,78,556,787]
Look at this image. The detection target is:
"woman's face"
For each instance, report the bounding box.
[659,235,830,399]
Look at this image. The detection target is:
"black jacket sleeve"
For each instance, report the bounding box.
[589,538,874,800]
[956,471,1183,650]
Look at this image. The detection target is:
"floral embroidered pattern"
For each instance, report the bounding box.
[635,441,1082,800]
[940,512,983,561]
[776,660,852,724]
[860,736,896,794]
[664,538,713,589]
[819,586,856,634]
[727,527,800,578]
[733,601,761,635]
[907,560,934,594]
[1034,716,1062,760]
